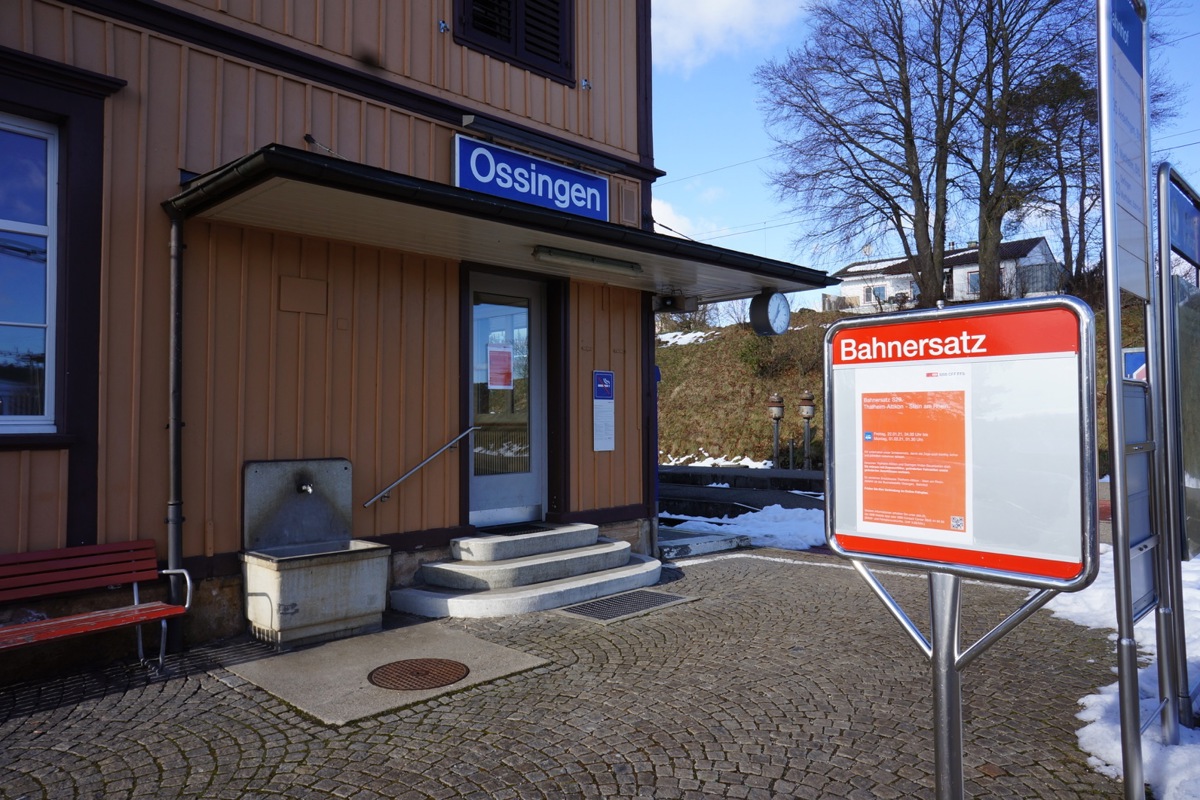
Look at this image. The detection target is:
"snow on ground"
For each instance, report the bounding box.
[657,330,717,347]
[662,494,1200,799]
[660,450,771,468]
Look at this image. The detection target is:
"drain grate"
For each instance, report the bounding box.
[559,590,692,623]
[368,658,470,691]
[478,522,552,536]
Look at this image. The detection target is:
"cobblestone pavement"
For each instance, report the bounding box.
[0,549,1122,799]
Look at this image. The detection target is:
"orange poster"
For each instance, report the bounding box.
[860,391,967,533]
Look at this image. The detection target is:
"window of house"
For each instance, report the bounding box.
[0,113,57,433]
[455,0,575,85]
[968,271,980,295]
[862,285,886,304]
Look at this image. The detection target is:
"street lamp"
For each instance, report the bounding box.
[767,393,785,467]
[798,390,816,470]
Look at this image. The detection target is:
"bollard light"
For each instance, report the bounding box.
[767,393,785,466]
[798,390,816,469]
[798,390,815,420]
[767,393,785,421]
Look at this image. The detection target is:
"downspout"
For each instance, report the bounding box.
[166,214,185,654]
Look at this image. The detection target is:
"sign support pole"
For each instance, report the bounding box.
[930,571,965,800]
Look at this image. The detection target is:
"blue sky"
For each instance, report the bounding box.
[649,1,1200,309]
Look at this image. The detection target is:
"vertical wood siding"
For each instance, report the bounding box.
[570,282,642,511]
[184,225,460,558]
[0,451,69,554]
[159,0,643,160]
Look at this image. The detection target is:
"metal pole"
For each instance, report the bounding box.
[788,439,795,470]
[930,571,964,800]
[166,216,185,656]
[803,418,812,470]
[1156,163,1195,729]
[772,418,780,467]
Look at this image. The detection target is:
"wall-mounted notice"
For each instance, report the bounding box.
[487,344,513,390]
[825,298,1098,590]
[593,370,615,451]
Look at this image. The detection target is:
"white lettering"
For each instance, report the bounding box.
[839,332,989,361]
[496,162,512,189]
[469,147,495,183]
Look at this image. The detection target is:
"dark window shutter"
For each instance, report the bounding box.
[456,0,574,85]
[468,0,513,46]
[521,0,569,69]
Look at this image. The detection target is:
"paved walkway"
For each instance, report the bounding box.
[0,548,1122,799]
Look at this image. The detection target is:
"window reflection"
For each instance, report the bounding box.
[473,293,530,475]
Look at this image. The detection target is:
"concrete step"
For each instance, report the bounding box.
[451,523,598,562]
[422,539,632,590]
[390,554,663,618]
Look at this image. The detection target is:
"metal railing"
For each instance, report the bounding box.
[363,426,480,508]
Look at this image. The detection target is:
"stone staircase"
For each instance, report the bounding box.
[390,522,661,618]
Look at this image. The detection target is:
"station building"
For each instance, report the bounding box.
[0,0,834,647]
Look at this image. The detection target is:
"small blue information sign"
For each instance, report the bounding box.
[593,371,614,400]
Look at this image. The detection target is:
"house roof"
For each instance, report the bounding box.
[163,144,838,302]
[829,237,1046,280]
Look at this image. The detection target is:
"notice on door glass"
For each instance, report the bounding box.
[861,391,966,533]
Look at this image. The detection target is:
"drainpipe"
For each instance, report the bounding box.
[166,215,185,654]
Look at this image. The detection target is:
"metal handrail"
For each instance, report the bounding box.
[363,426,480,508]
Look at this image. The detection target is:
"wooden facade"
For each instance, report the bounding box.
[0,0,832,641]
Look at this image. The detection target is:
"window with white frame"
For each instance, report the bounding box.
[0,113,57,432]
[967,271,980,295]
[862,285,886,304]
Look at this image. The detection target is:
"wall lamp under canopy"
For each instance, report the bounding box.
[532,245,643,275]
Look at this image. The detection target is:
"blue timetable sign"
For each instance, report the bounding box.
[454,134,609,222]
[1169,179,1200,266]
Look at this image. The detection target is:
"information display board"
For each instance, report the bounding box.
[825,297,1098,590]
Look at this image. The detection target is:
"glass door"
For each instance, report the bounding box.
[469,275,546,526]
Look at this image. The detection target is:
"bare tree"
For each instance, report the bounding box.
[951,0,1094,301]
[756,0,979,307]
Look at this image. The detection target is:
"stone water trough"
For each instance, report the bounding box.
[241,458,390,647]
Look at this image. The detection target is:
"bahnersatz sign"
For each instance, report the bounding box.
[454,134,609,222]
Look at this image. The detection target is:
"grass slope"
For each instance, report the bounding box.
[655,299,1144,474]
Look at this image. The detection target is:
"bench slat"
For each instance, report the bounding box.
[0,540,157,570]
[0,540,163,603]
[0,602,187,650]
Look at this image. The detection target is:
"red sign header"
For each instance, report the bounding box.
[831,308,1079,366]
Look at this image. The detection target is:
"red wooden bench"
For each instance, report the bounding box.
[0,540,192,667]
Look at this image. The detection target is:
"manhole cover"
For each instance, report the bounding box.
[368,658,470,691]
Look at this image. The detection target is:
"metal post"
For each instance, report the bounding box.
[930,571,964,800]
[788,439,795,470]
[803,418,812,470]
[772,418,780,468]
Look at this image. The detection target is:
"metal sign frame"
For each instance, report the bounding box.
[824,296,1099,591]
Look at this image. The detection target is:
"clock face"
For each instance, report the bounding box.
[768,293,791,334]
[749,290,790,336]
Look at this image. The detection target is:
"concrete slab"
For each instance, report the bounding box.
[657,527,750,559]
[223,622,546,725]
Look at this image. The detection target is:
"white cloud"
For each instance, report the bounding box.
[652,0,806,75]
[651,197,697,238]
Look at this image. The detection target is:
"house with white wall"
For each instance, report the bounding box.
[823,237,1065,312]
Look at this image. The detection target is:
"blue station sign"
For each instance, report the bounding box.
[454,134,609,222]
[1169,178,1200,266]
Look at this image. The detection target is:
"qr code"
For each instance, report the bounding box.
[950,516,965,531]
